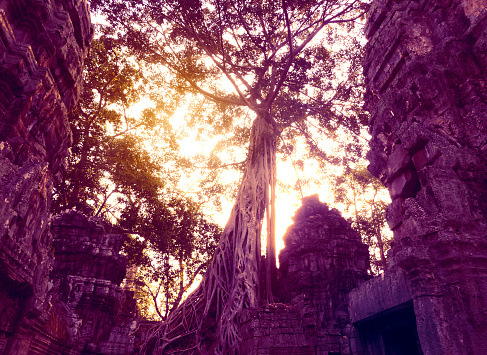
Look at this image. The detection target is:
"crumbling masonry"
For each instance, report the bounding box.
[241,1,487,354]
[49,210,138,354]
[240,196,370,354]
[0,0,137,353]
[0,0,92,352]
[349,0,487,354]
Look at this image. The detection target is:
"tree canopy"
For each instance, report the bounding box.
[53,29,162,216]
[331,164,391,273]
[52,29,223,320]
[91,0,368,165]
[88,0,371,353]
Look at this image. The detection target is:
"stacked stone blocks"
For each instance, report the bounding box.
[49,210,137,355]
[0,0,92,352]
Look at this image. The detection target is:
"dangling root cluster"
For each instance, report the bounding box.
[141,116,278,354]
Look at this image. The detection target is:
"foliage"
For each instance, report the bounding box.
[52,28,161,216]
[52,28,222,320]
[331,164,391,273]
[120,198,222,320]
[91,0,369,168]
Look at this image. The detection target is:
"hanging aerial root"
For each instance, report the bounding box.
[141,116,278,354]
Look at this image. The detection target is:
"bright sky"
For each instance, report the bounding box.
[128,88,358,260]
[165,107,343,257]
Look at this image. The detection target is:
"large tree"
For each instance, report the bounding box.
[52,29,163,216]
[122,198,222,321]
[92,0,368,353]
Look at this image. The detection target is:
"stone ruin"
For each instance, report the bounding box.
[0,0,138,353]
[49,210,138,354]
[240,195,370,354]
[0,0,487,354]
[244,1,487,354]
[0,0,93,352]
[237,0,487,353]
[349,0,487,354]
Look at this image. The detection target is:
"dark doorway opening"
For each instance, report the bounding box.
[354,301,423,355]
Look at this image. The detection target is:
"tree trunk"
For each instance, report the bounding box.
[265,149,277,303]
[141,115,278,354]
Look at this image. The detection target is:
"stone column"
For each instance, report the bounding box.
[364,1,487,354]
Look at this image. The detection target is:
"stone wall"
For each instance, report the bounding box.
[350,1,487,354]
[0,0,92,352]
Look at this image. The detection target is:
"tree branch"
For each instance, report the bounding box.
[265,0,294,109]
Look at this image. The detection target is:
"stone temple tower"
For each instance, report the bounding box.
[240,195,370,354]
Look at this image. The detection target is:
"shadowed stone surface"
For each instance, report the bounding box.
[0,210,139,354]
[0,0,92,352]
[349,1,487,354]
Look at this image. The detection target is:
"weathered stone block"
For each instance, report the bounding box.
[419,166,470,216]
[269,346,315,355]
[349,267,413,323]
[411,141,441,171]
[387,144,410,180]
[48,211,137,354]
[385,197,404,230]
[390,169,420,199]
